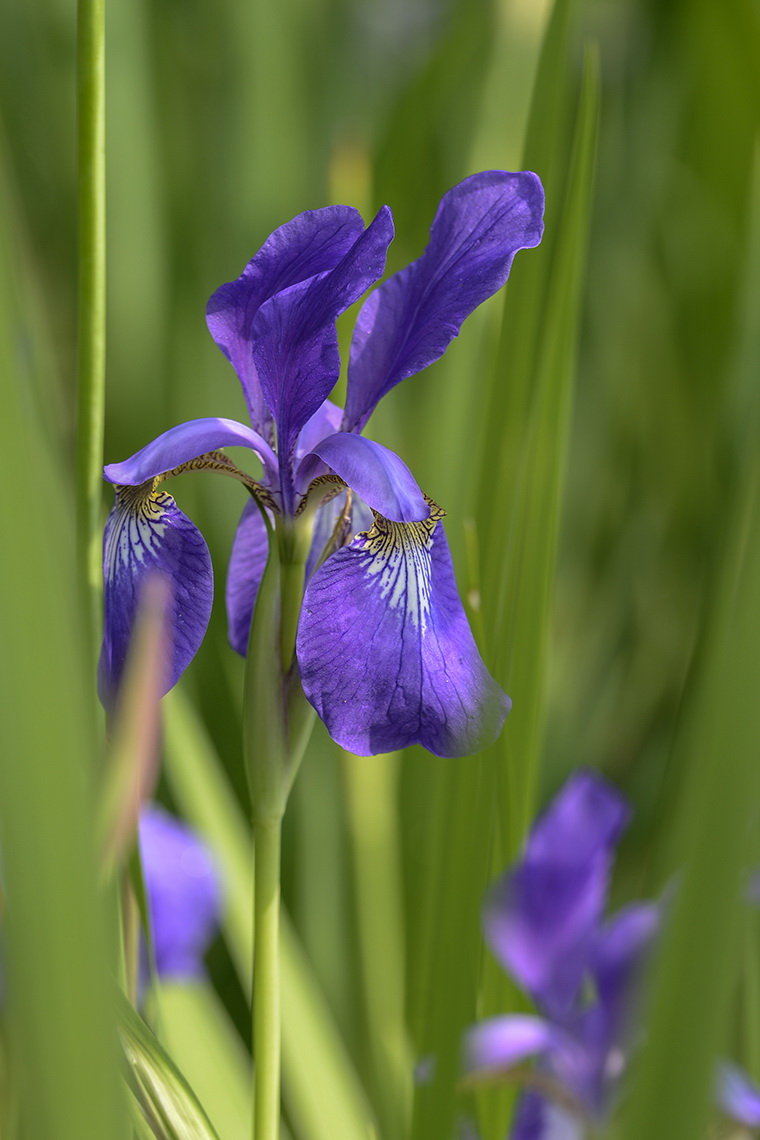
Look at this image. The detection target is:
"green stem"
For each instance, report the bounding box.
[253,815,282,1140]
[76,0,106,642]
[243,514,316,1140]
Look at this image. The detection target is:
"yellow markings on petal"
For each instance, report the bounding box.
[355,498,446,632]
[105,480,173,576]
[163,450,277,512]
[297,472,347,515]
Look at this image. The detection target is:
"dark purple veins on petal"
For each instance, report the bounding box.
[296,507,509,757]
[344,170,545,431]
[98,484,213,707]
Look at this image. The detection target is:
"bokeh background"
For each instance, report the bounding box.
[1,0,760,1137]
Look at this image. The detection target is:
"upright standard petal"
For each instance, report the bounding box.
[139,804,222,981]
[206,206,368,431]
[104,417,278,488]
[249,206,394,503]
[296,507,509,757]
[294,398,343,461]
[484,773,629,1017]
[226,500,270,656]
[344,170,545,431]
[98,483,213,706]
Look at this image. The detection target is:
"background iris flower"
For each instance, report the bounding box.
[138,804,222,984]
[464,772,659,1138]
[99,170,544,757]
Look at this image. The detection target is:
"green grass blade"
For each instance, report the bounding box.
[475,0,575,538]
[620,137,760,1140]
[162,690,378,1140]
[493,44,600,846]
[153,982,256,1140]
[120,994,221,1140]
[342,751,413,1138]
[409,755,499,1140]
[620,464,760,1140]
[75,0,106,636]
[473,43,600,1140]
[0,147,126,1140]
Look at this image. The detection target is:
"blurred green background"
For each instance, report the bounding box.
[1,0,760,1137]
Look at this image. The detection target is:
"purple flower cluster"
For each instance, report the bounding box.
[99,172,544,757]
[465,772,658,1137]
[465,772,760,1138]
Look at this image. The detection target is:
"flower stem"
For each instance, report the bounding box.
[253,814,282,1140]
[76,0,106,644]
[243,515,315,1140]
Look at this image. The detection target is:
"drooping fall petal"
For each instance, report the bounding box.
[297,507,508,757]
[98,485,213,706]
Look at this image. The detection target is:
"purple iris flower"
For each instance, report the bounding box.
[99,171,544,757]
[464,772,659,1138]
[138,804,222,982]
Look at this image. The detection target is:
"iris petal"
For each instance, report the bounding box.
[304,491,374,583]
[296,508,509,757]
[484,773,629,1017]
[300,432,428,521]
[103,417,278,487]
[510,1092,584,1140]
[226,500,270,656]
[139,804,221,981]
[344,170,544,431]
[718,1062,760,1127]
[249,206,393,502]
[590,903,659,1046]
[464,1015,556,1077]
[98,484,213,706]
[295,398,343,461]
[206,205,368,432]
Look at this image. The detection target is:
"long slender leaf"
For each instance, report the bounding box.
[153,982,257,1140]
[474,41,600,1140]
[621,140,760,1140]
[0,137,126,1140]
[342,751,413,1139]
[120,994,220,1140]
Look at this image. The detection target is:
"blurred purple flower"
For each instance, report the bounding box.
[99,172,544,757]
[718,1062,760,1129]
[139,804,222,983]
[465,772,659,1138]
